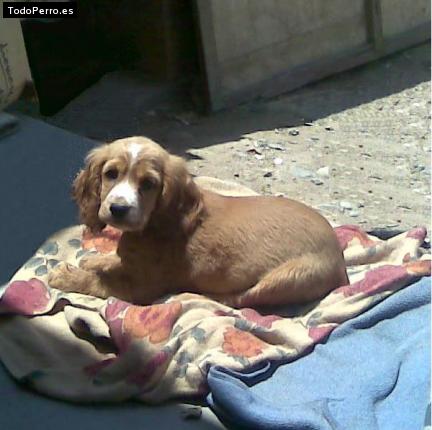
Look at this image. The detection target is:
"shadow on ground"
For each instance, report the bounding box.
[24,42,430,156]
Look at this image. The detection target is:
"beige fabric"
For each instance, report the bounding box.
[0,179,430,404]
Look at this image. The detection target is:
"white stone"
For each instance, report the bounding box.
[339,201,353,210]
[317,166,330,177]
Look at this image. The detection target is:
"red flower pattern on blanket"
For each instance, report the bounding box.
[1,222,430,404]
[128,350,170,386]
[335,260,430,298]
[105,300,182,351]
[214,308,282,329]
[81,226,122,254]
[123,302,182,344]
[404,259,431,276]
[406,227,427,241]
[222,327,267,358]
[336,265,407,297]
[104,298,131,352]
[84,358,116,377]
[240,308,283,328]
[1,278,50,315]
[308,324,337,343]
[334,225,376,251]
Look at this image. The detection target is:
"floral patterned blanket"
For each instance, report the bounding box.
[0,180,430,404]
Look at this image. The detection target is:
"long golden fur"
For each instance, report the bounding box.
[48,136,348,307]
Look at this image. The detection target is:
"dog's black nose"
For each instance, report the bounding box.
[110,204,130,218]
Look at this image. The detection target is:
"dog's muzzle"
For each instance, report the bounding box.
[110,204,131,219]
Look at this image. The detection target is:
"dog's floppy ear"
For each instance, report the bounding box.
[157,154,204,233]
[72,147,107,232]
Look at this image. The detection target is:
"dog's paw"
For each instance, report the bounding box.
[79,255,102,271]
[79,254,119,273]
[48,262,82,292]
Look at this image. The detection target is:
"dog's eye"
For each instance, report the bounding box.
[105,169,118,180]
[139,178,156,192]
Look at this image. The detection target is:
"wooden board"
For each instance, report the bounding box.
[195,0,431,111]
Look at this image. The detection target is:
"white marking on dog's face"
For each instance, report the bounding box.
[128,142,142,164]
[100,180,144,231]
[106,181,138,206]
[97,139,162,231]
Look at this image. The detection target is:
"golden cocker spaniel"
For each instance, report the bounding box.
[48,137,348,307]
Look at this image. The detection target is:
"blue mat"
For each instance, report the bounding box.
[207,277,431,430]
[0,113,95,284]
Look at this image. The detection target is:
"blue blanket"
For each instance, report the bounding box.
[207,277,431,430]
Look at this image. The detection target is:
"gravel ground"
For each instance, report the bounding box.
[18,42,431,233]
[184,44,431,231]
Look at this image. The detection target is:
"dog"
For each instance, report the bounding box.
[48,136,348,307]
